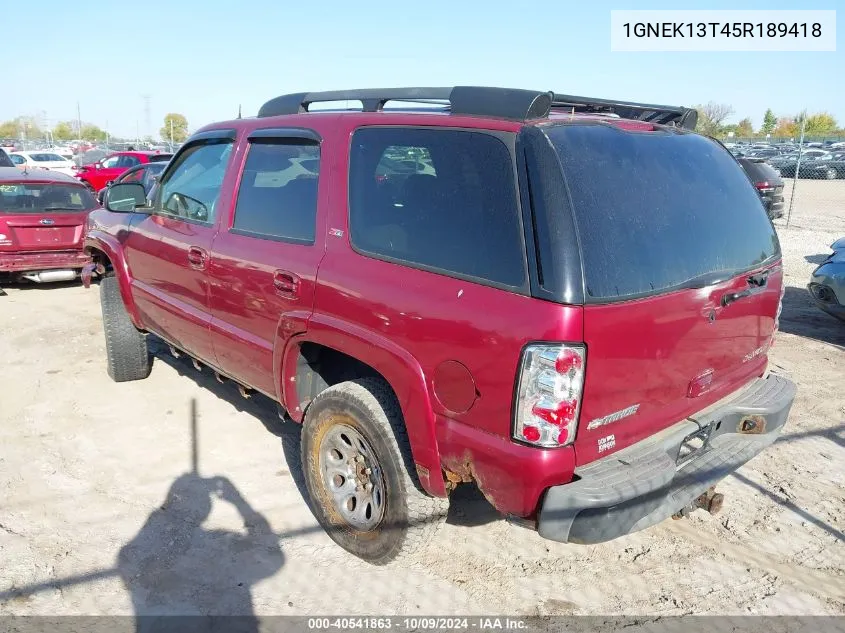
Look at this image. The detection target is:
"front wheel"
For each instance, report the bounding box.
[300,378,449,565]
[100,275,151,382]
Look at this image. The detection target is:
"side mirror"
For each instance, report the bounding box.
[104,182,148,213]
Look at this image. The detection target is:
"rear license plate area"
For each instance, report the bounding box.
[676,422,715,467]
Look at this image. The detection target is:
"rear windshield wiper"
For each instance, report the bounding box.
[676,270,738,290]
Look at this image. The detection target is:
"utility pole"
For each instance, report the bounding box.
[785,114,807,229]
[76,102,82,139]
[170,118,174,146]
[142,94,151,140]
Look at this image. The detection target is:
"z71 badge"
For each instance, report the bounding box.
[598,434,616,453]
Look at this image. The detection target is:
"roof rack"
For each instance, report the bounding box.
[257,86,698,129]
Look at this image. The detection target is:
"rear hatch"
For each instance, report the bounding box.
[0,180,95,252]
[543,124,783,465]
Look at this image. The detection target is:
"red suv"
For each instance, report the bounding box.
[1,167,96,289]
[83,87,796,564]
[74,150,172,192]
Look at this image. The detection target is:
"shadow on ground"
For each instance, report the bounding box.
[778,286,845,348]
[146,335,502,530]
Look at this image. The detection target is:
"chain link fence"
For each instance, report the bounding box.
[726,135,845,233]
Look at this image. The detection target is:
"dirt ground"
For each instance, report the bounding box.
[1,189,843,617]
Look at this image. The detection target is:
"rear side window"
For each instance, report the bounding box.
[545,125,779,301]
[232,141,319,243]
[0,150,13,167]
[349,128,526,288]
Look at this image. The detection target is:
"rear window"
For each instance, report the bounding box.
[349,127,526,288]
[738,159,780,182]
[0,182,96,213]
[545,125,779,301]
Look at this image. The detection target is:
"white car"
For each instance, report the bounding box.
[8,151,76,177]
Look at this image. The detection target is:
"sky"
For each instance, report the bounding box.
[2,0,840,139]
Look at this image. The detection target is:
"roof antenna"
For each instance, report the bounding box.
[237,104,242,120]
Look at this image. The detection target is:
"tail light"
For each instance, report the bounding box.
[513,344,586,448]
[772,275,786,345]
[755,181,775,193]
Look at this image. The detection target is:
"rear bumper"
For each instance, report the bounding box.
[0,250,90,273]
[537,373,796,544]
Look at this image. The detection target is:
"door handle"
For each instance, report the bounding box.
[187,246,208,269]
[273,270,300,297]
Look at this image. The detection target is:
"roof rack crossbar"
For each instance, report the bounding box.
[257,87,697,129]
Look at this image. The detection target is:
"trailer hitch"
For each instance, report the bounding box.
[672,486,724,520]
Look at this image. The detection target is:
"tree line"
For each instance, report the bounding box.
[0,113,190,144]
[694,103,842,140]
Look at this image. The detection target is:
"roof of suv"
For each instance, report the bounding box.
[195,86,699,136]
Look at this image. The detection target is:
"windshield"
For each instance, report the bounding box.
[0,182,96,213]
[545,124,780,301]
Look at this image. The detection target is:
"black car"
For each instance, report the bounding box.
[738,158,784,219]
[744,147,781,159]
[800,152,845,180]
[95,161,168,205]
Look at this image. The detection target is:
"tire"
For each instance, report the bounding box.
[100,275,151,382]
[300,378,449,565]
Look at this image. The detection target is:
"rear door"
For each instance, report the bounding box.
[207,128,325,396]
[543,124,782,465]
[0,181,94,252]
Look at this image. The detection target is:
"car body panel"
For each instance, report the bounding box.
[808,237,845,321]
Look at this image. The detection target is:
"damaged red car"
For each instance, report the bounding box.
[0,167,96,290]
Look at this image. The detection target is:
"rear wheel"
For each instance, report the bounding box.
[100,275,151,382]
[300,378,449,565]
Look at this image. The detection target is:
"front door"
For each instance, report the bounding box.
[207,129,325,396]
[125,133,236,364]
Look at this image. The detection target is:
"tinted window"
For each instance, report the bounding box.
[232,141,319,243]
[118,155,140,168]
[120,168,144,183]
[737,159,779,182]
[545,125,779,301]
[156,140,232,223]
[31,153,65,162]
[0,149,12,167]
[349,128,525,288]
[0,182,95,213]
[9,154,24,165]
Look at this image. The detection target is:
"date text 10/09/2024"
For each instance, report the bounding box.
[307,617,528,630]
[622,22,823,38]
